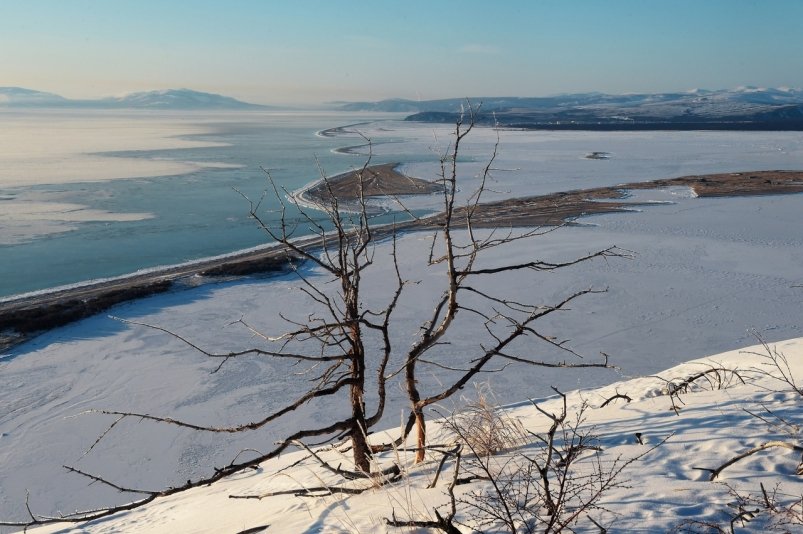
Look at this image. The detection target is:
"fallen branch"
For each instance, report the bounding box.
[290,439,401,481]
[0,417,358,529]
[600,392,632,408]
[230,485,369,499]
[386,446,463,534]
[694,441,803,481]
[652,365,746,414]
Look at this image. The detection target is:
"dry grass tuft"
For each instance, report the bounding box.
[450,383,528,457]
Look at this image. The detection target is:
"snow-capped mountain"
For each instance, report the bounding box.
[0,87,268,109]
[341,87,803,113]
[0,87,69,106]
[101,89,267,109]
[341,88,803,129]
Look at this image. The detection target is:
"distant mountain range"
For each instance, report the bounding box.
[6,86,803,129]
[0,87,269,110]
[339,87,803,130]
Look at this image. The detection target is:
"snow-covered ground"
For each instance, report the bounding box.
[347,123,803,211]
[20,338,803,533]
[1,186,801,531]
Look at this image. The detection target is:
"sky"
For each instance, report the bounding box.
[1,0,803,106]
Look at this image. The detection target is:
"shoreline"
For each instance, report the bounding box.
[315,121,374,138]
[448,169,803,228]
[2,168,802,353]
[302,162,442,201]
[290,162,443,214]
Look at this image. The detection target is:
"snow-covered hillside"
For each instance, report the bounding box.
[341,87,803,115]
[343,87,803,128]
[19,338,803,533]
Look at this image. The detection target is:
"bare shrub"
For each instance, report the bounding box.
[681,336,803,533]
[652,365,746,414]
[677,482,803,533]
[390,389,660,533]
[745,333,803,398]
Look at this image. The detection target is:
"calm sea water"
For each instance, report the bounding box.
[5,112,803,300]
[0,111,416,298]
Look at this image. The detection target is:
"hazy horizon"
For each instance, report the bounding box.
[3,0,803,106]
[7,84,803,110]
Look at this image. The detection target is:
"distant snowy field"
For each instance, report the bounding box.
[346,122,803,212]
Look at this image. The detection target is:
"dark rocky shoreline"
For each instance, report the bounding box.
[0,249,299,352]
[443,169,803,228]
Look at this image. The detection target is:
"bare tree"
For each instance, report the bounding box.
[1,105,622,529]
[233,104,620,466]
[395,107,619,461]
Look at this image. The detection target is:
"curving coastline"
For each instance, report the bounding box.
[290,162,442,214]
[315,121,374,138]
[2,168,802,352]
[303,162,442,201]
[443,169,803,228]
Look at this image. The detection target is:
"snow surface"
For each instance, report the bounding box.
[19,338,803,533]
[339,123,803,212]
[1,190,801,531]
[1,119,802,532]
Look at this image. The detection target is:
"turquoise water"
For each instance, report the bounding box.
[0,112,417,298]
[9,114,803,301]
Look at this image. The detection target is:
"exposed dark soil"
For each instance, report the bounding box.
[443,170,803,228]
[303,163,443,204]
[0,252,299,352]
[625,170,803,198]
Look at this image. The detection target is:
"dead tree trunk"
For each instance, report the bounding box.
[399,104,619,462]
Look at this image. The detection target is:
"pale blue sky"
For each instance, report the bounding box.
[2,0,802,105]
